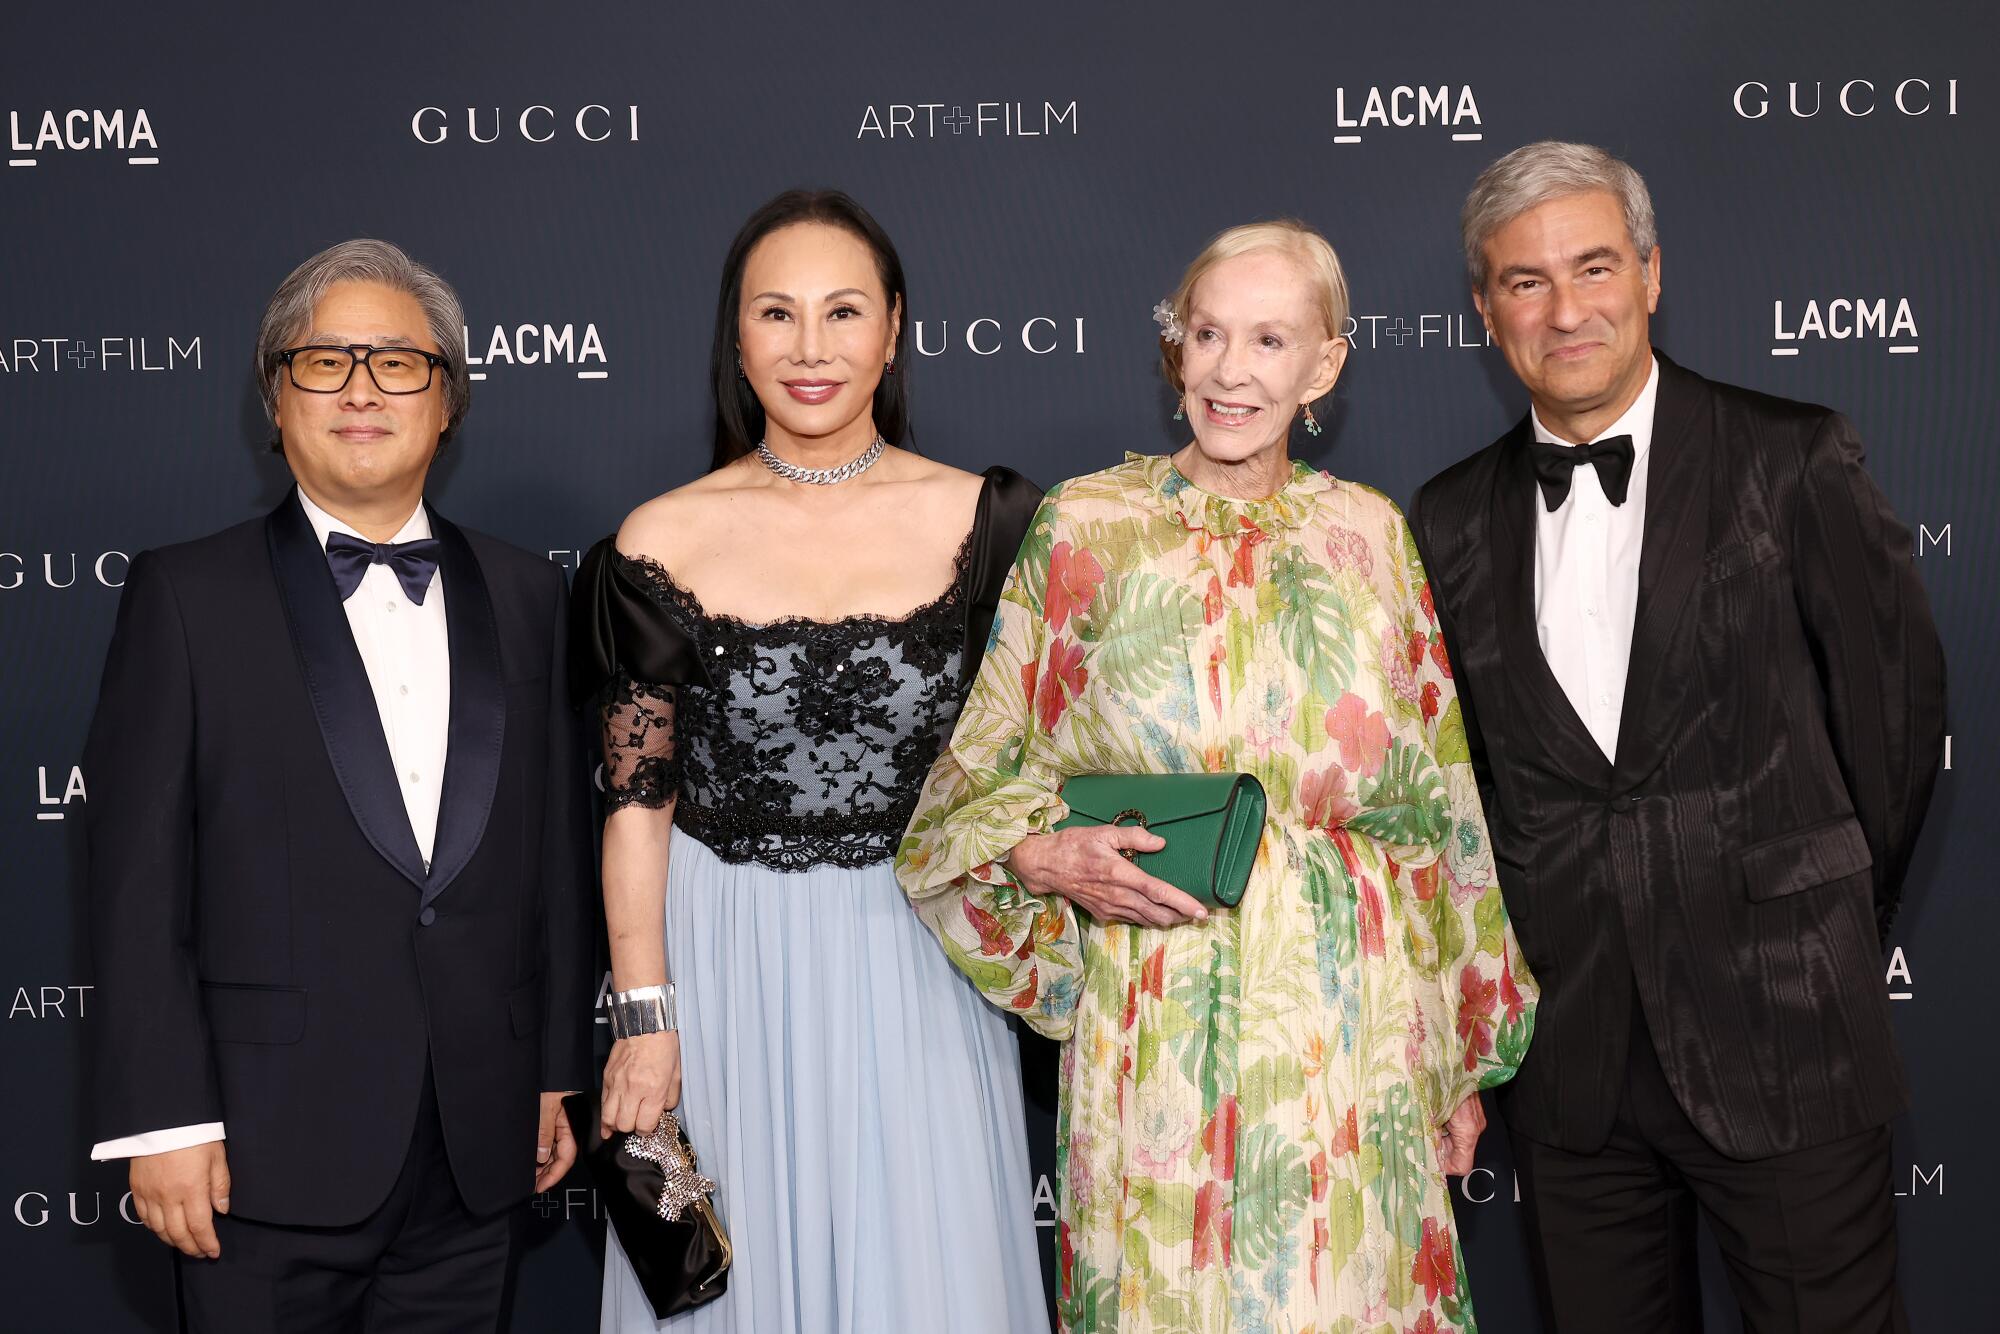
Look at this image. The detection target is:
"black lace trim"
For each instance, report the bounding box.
[673,800,920,871]
[603,535,972,871]
[600,673,681,812]
[604,765,677,814]
[611,528,972,638]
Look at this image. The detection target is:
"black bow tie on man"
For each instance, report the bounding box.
[324,531,443,604]
[1528,434,1636,511]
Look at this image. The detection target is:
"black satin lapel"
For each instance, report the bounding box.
[423,512,505,909]
[1489,427,1610,782]
[265,492,428,890]
[1613,358,1713,787]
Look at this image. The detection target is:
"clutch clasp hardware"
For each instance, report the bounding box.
[1112,809,1149,860]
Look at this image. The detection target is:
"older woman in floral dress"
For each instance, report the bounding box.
[897,221,1537,1333]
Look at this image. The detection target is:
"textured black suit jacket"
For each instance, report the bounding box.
[84,491,594,1225]
[1410,353,1945,1159]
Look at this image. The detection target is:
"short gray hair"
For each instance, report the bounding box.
[1461,141,1657,292]
[1159,219,1352,397]
[255,238,471,446]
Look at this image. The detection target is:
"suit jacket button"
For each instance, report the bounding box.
[419,907,437,926]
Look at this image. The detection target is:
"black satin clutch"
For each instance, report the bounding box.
[562,1091,731,1318]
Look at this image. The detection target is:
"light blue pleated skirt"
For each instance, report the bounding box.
[602,832,1049,1334]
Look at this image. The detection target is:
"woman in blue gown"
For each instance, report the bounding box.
[572,189,1048,1333]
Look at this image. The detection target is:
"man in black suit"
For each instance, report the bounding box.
[1410,143,1944,1332]
[84,239,594,1332]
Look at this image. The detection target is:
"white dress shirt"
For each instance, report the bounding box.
[1531,356,1659,762]
[91,489,452,1161]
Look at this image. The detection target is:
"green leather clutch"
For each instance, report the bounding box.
[1054,773,1268,909]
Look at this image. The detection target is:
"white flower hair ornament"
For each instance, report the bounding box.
[1152,299,1186,345]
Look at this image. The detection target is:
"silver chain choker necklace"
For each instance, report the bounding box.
[754,435,887,485]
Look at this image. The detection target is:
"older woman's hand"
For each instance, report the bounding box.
[1437,1092,1487,1176]
[1007,826,1209,927]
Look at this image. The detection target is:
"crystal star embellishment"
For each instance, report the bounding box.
[1153,299,1185,345]
[624,1112,716,1221]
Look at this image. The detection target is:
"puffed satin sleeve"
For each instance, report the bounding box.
[960,465,1046,681]
[1388,513,1539,1115]
[570,538,706,811]
[897,487,1089,1041]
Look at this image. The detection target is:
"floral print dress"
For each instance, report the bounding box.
[897,454,1537,1334]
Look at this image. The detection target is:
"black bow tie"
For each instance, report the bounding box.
[324,531,442,604]
[1529,434,1635,511]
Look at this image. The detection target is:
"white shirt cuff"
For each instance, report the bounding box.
[90,1123,226,1161]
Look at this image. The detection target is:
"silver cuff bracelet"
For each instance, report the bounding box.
[606,982,678,1039]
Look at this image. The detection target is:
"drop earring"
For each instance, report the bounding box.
[1173,400,1186,421]
[737,357,747,380]
[1302,403,1321,437]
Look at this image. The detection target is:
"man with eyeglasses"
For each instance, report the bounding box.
[82,239,594,1332]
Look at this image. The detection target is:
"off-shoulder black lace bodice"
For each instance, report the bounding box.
[599,544,974,870]
[570,465,1045,872]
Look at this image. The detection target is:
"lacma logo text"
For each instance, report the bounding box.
[7,108,159,166]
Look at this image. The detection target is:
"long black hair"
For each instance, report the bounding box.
[709,189,911,472]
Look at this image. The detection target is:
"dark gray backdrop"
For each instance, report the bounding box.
[3,2,1987,1328]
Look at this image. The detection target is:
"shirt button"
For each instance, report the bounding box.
[713,645,724,657]
[1584,513,1598,525]
[407,771,420,784]
[1597,693,1612,706]
[399,684,410,696]
[419,907,437,927]
[1584,604,1597,617]
[385,601,398,613]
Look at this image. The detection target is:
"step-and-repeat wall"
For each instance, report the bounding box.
[3,2,1987,1328]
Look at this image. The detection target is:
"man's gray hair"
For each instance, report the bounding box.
[255,238,471,445]
[1461,141,1657,292]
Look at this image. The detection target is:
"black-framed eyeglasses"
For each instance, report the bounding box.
[278,344,448,395]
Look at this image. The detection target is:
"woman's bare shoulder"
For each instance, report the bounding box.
[614,462,763,559]
[892,454,988,511]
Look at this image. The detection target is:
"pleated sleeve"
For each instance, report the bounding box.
[1387,511,1539,1113]
[896,490,1088,1040]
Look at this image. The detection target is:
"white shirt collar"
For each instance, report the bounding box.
[295,487,432,549]
[1530,354,1661,465]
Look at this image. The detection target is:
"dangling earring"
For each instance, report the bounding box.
[1302,403,1322,437]
[1173,400,1186,421]
[737,357,747,380]
[884,357,896,374]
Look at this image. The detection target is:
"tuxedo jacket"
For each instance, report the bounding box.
[1410,353,1945,1159]
[85,492,594,1225]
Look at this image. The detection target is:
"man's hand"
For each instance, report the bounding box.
[130,1141,230,1259]
[1437,1092,1487,1176]
[535,1092,578,1193]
